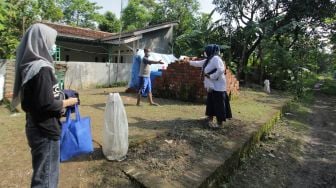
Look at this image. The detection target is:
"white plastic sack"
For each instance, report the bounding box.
[0,75,4,101]
[102,93,128,161]
[264,79,271,94]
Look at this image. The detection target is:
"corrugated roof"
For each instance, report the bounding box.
[42,22,115,40]
[100,22,178,41]
[41,21,178,43]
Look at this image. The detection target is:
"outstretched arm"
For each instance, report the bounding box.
[144,56,164,65]
[189,59,206,68]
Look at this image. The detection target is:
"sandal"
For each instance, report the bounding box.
[208,122,220,129]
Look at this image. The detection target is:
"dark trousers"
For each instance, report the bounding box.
[206,90,232,123]
[26,115,60,188]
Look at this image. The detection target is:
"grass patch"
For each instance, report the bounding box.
[285,101,311,133]
[320,78,336,95]
[96,81,128,88]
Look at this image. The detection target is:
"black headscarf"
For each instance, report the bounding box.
[202,44,220,76]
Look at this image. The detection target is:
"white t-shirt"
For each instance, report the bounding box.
[189,55,226,92]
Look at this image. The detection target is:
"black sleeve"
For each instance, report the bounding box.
[143,56,151,65]
[33,67,63,113]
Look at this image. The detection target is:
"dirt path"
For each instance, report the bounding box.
[221,93,336,188]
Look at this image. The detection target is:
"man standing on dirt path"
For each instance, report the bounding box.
[136,48,164,106]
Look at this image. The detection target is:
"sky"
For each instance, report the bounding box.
[90,0,221,21]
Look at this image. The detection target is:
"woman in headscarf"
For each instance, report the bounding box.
[12,23,78,187]
[189,44,232,128]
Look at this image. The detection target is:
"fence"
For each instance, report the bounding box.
[0,60,133,101]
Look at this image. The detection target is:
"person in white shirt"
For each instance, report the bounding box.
[189,44,232,128]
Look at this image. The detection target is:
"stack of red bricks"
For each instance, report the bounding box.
[153,58,239,102]
[3,60,15,101]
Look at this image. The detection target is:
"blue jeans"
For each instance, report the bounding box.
[26,115,60,188]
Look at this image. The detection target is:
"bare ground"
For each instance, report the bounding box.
[222,93,336,188]
[0,87,290,187]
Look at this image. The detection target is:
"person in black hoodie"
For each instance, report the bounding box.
[12,23,78,188]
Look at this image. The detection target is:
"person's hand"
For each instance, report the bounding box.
[63,97,79,108]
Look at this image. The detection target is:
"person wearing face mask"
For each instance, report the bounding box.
[12,23,78,188]
[189,44,232,128]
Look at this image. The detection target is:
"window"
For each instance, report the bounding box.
[120,56,124,63]
[65,55,70,62]
[95,57,98,62]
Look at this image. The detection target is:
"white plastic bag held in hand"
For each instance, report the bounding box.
[102,93,128,161]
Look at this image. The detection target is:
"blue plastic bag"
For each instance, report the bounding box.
[60,105,93,162]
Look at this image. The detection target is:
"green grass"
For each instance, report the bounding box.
[95,81,128,88]
[320,78,336,95]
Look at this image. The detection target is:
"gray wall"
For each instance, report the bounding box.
[63,62,132,90]
[0,60,132,94]
[0,60,6,101]
[109,45,134,64]
[139,27,174,54]
[57,41,109,62]
[0,59,6,75]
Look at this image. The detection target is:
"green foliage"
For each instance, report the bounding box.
[152,0,199,33]
[37,0,63,21]
[121,0,152,31]
[60,0,102,29]
[0,1,20,58]
[319,75,336,96]
[151,0,203,56]
[174,11,229,57]
[0,0,64,58]
[98,11,121,33]
[213,0,336,80]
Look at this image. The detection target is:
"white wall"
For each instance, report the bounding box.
[0,60,6,101]
[63,62,132,90]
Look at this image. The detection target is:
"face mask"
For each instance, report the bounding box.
[48,44,57,56]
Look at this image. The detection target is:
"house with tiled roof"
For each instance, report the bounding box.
[43,22,178,63]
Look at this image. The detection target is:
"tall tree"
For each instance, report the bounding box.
[98,11,121,33]
[174,11,229,56]
[151,0,199,35]
[60,0,102,29]
[121,0,152,31]
[0,1,20,58]
[213,0,336,80]
[37,0,63,21]
[0,0,65,58]
[0,0,41,58]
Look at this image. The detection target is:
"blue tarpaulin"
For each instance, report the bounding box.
[150,70,162,87]
[129,54,142,89]
[128,49,177,91]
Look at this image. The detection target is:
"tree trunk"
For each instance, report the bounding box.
[237,44,247,82]
[258,46,264,84]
